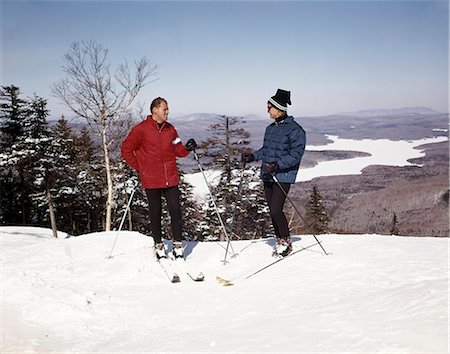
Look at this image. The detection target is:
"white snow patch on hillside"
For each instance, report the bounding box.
[183,169,222,202]
[2,226,448,353]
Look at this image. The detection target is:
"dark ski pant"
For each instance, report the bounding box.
[145,186,182,244]
[264,181,291,240]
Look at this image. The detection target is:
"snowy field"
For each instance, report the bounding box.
[184,136,448,199]
[2,226,448,353]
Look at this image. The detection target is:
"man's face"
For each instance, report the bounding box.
[152,101,169,123]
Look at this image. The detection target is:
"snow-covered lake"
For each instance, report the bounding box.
[185,136,448,199]
[298,135,448,181]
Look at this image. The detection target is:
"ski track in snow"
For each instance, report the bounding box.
[2,227,448,353]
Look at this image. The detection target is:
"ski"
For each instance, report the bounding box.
[216,276,233,286]
[216,242,321,286]
[173,257,205,282]
[157,257,180,283]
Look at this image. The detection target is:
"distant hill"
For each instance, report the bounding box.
[339,106,441,117]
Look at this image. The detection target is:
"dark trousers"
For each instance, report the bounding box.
[264,181,291,240]
[145,186,182,244]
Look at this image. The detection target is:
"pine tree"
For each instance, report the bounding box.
[197,116,270,240]
[0,86,31,224]
[159,167,201,241]
[24,95,49,138]
[390,212,400,235]
[178,170,201,240]
[233,165,273,239]
[306,185,330,234]
[21,95,52,227]
[72,126,106,234]
[0,85,28,151]
[114,164,148,234]
[48,117,83,235]
[199,115,250,183]
[0,95,64,234]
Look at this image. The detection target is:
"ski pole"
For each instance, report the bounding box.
[225,160,246,257]
[192,149,236,263]
[271,174,329,256]
[107,180,138,259]
[231,161,245,241]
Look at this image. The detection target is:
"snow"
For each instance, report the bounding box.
[184,169,222,202]
[2,226,448,353]
[297,135,448,182]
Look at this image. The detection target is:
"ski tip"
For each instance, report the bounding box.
[172,274,181,283]
[216,276,234,286]
[188,272,205,281]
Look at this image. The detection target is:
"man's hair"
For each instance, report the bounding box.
[150,97,167,112]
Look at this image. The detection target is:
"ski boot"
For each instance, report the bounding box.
[273,238,292,257]
[172,241,184,259]
[154,243,168,260]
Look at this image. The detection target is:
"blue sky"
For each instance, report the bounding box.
[1,0,448,119]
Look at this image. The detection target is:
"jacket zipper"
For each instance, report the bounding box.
[158,123,169,186]
[163,163,169,187]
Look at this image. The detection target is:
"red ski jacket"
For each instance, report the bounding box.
[121,116,190,189]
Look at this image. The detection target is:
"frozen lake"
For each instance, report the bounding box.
[297,135,448,181]
[185,135,448,199]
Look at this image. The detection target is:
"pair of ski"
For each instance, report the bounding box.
[158,256,204,283]
[216,242,321,286]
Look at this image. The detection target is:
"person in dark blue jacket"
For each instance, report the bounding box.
[242,89,306,256]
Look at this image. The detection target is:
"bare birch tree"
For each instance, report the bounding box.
[51,40,158,231]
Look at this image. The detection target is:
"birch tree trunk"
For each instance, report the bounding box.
[46,182,58,238]
[101,119,113,231]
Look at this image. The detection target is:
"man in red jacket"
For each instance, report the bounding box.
[121,97,197,260]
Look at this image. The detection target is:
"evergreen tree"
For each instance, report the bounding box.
[72,126,106,234]
[0,95,62,233]
[0,85,28,151]
[232,165,273,239]
[305,185,330,234]
[178,170,201,240]
[21,95,52,226]
[0,86,32,224]
[199,115,250,183]
[197,116,270,240]
[49,117,82,235]
[390,212,400,235]
[114,164,148,234]
[159,167,201,241]
[24,95,50,138]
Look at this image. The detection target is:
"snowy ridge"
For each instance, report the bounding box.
[2,226,448,353]
[340,107,441,117]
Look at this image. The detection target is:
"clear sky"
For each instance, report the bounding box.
[1,0,448,119]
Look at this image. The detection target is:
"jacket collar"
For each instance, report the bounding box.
[272,115,293,126]
[146,115,169,130]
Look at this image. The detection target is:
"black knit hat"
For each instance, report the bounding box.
[268,89,291,111]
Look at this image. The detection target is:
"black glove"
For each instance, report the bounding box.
[262,162,278,174]
[241,152,254,163]
[185,138,197,152]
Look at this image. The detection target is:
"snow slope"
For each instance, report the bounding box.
[2,227,448,353]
